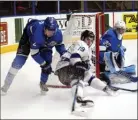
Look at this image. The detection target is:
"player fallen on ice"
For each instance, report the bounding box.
[1,17,67,95]
[55,30,117,111]
[99,20,138,85]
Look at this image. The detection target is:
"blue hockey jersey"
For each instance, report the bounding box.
[99,28,123,63]
[26,19,66,65]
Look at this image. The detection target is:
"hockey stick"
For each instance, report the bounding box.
[109,85,138,92]
[71,79,80,112]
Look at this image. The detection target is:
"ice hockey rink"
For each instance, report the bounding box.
[1,40,137,119]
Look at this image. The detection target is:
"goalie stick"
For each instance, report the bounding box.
[109,85,138,92]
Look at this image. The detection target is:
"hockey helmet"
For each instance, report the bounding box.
[44,17,58,31]
[114,20,126,30]
[81,30,95,41]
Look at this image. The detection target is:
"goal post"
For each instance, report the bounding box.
[47,12,105,88]
[63,12,105,78]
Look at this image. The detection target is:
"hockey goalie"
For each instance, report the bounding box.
[54,30,117,115]
[98,20,138,85]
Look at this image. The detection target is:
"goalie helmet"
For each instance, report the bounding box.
[114,20,126,30]
[80,30,95,41]
[114,20,126,35]
[44,17,58,31]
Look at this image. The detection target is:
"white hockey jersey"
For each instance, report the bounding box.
[55,40,95,76]
[68,40,92,65]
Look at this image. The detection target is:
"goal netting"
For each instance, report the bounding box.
[47,12,105,88]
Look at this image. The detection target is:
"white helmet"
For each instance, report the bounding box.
[114,20,126,30]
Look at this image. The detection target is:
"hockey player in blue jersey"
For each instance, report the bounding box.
[99,20,137,84]
[1,17,67,95]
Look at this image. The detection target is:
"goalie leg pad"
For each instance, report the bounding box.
[122,65,136,75]
[116,71,138,82]
[102,71,137,84]
[101,71,130,84]
[104,52,121,73]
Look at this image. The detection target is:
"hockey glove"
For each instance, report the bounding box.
[41,63,52,74]
[60,51,70,62]
[74,62,89,75]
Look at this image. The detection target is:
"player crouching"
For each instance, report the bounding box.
[54,30,117,115]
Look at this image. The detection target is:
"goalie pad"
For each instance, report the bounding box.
[104,51,125,73]
[101,71,131,84]
[122,64,136,75]
[101,64,137,84]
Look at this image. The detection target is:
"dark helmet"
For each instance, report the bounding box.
[44,17,58,31]
[80,30,95,41]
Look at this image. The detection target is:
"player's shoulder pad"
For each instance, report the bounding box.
[106,28,116,36]
[101,28,114,40]
[29,21,45,45]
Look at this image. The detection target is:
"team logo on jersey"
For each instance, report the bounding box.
[103,40,111,47]
[33,42,36,46]
[47,41,57,46]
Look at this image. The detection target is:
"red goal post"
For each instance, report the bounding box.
[47,12,105,88]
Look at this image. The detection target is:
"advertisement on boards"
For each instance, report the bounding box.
[0,22,8,46]
[123,13,138,33]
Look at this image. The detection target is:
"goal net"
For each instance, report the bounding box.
[47,12,105,88]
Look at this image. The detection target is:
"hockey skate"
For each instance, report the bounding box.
[40,82,49,95]
[72,96,94,117]
[76,96,94,108]
[103,86,118,96]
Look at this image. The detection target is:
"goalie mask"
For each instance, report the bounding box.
[114,20,126,35]
[81,30,95,47]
